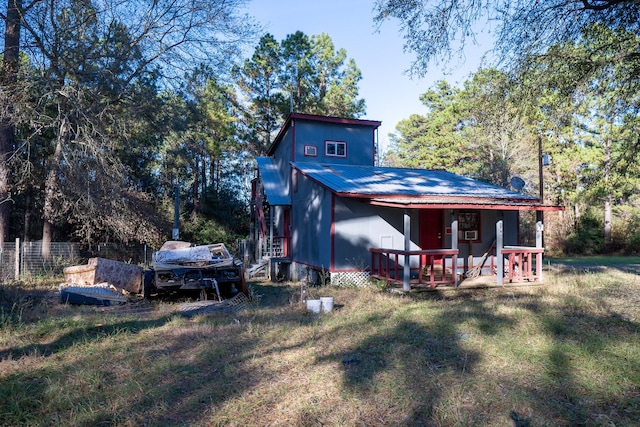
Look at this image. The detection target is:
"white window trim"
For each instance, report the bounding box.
[325,140,347,157]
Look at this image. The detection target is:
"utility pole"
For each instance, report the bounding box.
[172,184,180,240]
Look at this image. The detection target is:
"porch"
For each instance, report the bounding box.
[369,245,544,290]
[369,218,545,291]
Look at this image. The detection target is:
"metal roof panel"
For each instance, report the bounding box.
[256,157,291,205]
[292,163,539,202]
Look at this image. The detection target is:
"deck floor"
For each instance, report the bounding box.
[389,275,543,292]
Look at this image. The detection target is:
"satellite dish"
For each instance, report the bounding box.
[510,176,525,190]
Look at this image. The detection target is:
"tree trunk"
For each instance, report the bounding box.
[603,136,612,253]
[0,0,22,247]
[42,118,67,258]
[604,196,612,253]
[23,190,31,242]
[192,157,200,218]
[201,157,207,199]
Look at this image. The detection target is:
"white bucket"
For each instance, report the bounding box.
[320,296,334,313]
[306,299,321,314]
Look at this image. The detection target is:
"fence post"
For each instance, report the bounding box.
[14,238,20,280]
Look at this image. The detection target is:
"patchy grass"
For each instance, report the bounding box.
[548,255,640,267]
[1,268,639,426]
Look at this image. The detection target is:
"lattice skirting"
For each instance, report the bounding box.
[330,271,371,287]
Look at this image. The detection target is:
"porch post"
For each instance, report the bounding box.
[536,220,544,283]
[451,211,458,287]
[269,207,274,257]
[403,209,411,291]
[496,220,504,286]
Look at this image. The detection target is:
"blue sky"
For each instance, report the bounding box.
[244,0,493,152]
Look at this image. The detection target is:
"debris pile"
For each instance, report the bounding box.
[60,257,142,306]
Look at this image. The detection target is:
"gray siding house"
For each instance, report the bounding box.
[251,113,560,289]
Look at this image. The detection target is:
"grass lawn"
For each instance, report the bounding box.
[1,263,639,426]
[548,255,640,267]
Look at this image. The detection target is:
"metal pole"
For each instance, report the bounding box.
[496,221,504,286]
[537,135,544,225]
[451,211,458,287]
[172,185,180,240]
[14,238,20,280]
[536,221,544,283]
[403,210,411,291]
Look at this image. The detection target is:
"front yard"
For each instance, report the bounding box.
[1,262,639,426]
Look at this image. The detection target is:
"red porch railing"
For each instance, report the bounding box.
[501,246,544,283]
[370,248,459,289]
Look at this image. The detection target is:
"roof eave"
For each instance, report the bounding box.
[368,199,564,211]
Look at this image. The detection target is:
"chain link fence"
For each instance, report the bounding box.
[0,240,154,282]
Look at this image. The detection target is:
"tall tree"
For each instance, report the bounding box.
[280,31,316,114]
[11,0,255,254]
[236,31,366,155]
[0,0,21,246]
[387,69,548,190]
[387,81,468,173]
[281,32,365,118]
[458,69,535,188]
[233,33,285,155]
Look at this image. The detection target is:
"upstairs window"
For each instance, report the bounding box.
[325,140,347,157]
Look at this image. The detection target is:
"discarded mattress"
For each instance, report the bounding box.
[59,283,129,306]
[63,257,143,294]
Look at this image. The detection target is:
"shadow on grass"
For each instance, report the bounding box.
[0,316,172,360]
[314,296,515,424]
[1,278,639,426]
[514,294,640,426]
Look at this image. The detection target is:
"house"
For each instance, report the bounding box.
[250,113,562,289]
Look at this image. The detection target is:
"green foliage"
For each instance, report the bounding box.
[612,201,640,254]
[373,0,640,77]
[1,0,256,246]
[565,213,604,255]
[233,33,287,155]
[388,81,467,172]
[235,31,366,155]
[386,71,539,190]
[181,186,249,250]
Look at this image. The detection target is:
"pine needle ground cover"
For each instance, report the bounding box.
[1,265,639,426]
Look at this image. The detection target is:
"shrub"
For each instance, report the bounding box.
[564,214,603,255]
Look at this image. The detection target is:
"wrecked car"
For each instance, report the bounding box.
[143,241,248,300]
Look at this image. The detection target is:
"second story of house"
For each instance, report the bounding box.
[255,113,382,207]
[267,113,382,168]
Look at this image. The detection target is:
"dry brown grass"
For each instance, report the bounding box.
[1,265,639,426]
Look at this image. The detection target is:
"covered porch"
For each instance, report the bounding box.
[368,205,556,291]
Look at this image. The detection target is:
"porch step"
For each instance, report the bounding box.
[246,259,269,279]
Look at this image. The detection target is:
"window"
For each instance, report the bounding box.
[304,145,317,156]
[325,140,347,157]
[458,210,480,241]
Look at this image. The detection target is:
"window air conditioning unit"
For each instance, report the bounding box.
[464,230,478,241]
[304,145,317,156]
